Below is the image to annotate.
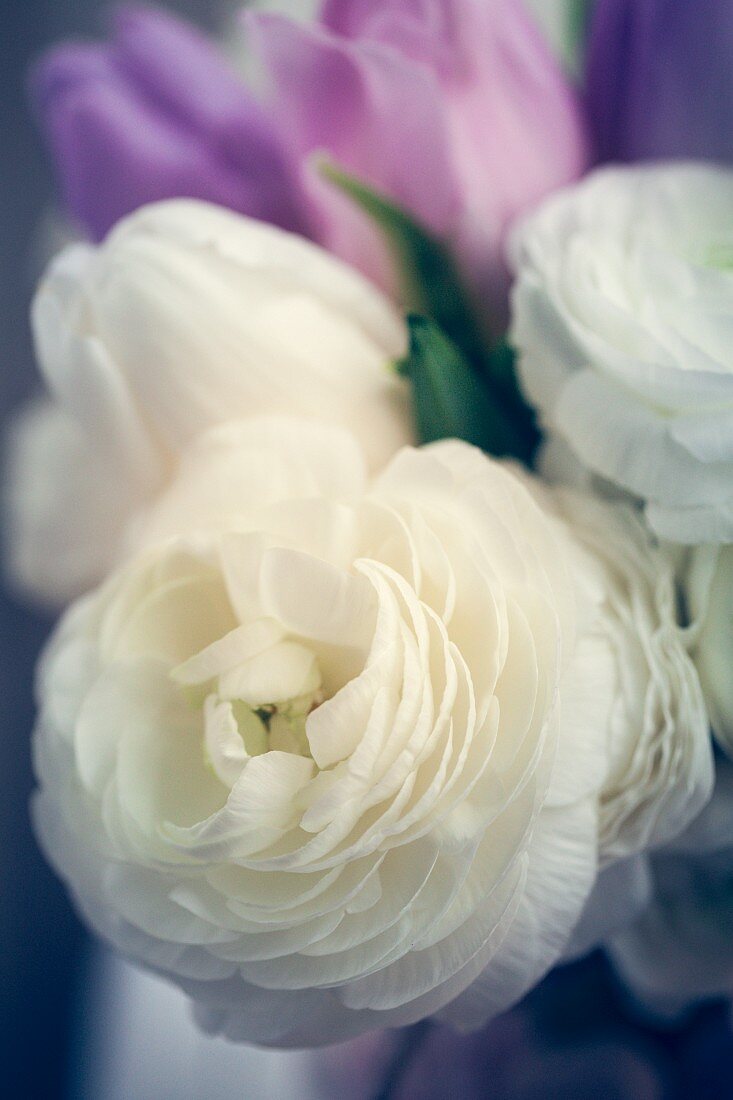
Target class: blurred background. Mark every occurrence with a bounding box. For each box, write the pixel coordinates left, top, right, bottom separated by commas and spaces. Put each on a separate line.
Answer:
2, 3, 733, 1098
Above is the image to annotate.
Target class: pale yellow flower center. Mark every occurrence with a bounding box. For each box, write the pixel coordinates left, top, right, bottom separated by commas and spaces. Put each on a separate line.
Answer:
181, 638, 324, 787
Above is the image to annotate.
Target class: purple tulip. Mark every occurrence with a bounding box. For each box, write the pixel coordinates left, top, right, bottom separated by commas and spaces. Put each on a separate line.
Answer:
31, 5, 305, 240
250, 0, 588, 305
586, 0, 733, 164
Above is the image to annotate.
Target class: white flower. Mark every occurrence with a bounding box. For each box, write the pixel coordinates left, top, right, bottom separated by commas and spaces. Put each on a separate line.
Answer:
605, 761, 733, 1023
5, 199, 409, 605
32, 420, 711, 1046
685, 544, 733, 757
510, 162, 733, 544
534, 486, 712, 862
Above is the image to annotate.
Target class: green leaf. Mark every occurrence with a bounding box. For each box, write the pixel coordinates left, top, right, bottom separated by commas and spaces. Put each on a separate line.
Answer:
320, 161, 491, 364
481, 340, 541, 457
320, 162, 540, 464
397, 316, 536, 461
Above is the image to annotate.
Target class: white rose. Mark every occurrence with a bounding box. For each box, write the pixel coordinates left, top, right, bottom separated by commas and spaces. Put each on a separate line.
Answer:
6, 199, 409, 606
685, 544, 733, 757
32, 419, 711, 1046
605, 761, 733, 1023
510, 162, 733, 544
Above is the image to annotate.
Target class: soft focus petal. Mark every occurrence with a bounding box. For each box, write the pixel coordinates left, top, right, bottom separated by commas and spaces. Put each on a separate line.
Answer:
586, 0, 733, 164
564, 855, 653, 962
250, 0, 587, 303
3, 402, 135, 606
510, 162, 733, 543
249, 9, 460, 290
31, 6, 304, 240
73, 200, 408, 465
8, 200, 409, 605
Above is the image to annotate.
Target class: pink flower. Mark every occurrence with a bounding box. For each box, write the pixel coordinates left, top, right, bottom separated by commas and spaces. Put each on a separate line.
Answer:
250, 0, 589, 309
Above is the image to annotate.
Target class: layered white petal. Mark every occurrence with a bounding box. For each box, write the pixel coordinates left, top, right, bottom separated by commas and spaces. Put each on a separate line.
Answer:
685, 544, 733, 757
550, 491, 712, 860
510, 162, 733, 544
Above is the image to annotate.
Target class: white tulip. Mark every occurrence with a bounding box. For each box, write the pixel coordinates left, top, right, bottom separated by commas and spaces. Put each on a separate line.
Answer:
32, 420, 711, 1046
6, 199, 409, 605
510, 163, 733, 544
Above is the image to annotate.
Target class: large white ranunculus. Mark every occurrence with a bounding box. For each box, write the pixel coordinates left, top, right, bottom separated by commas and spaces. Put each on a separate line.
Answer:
530, 485, 711, 863
510, 162, 733, 544
32, 419, 711, 1046
5, 199, 409, 606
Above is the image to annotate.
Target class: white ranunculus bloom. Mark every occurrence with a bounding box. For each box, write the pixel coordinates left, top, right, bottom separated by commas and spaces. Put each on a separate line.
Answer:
685, 544, 733, 757
605, 761, 733, 1023
532, 486, 711, 863
510, 162, 733, 544
32, 420, 711, 1046
5, 199, 409, 606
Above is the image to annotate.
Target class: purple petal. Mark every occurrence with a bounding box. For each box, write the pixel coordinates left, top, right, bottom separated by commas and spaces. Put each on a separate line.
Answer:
111, 5, 258, 135
37, 70, 257, 239
30, 43, 117, 111
321, 0, 411, 37
31, 7, 306, 239
587, 0, 733, 164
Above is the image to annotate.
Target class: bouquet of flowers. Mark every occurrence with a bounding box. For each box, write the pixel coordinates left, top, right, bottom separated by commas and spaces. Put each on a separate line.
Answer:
7, 0, 733, 1094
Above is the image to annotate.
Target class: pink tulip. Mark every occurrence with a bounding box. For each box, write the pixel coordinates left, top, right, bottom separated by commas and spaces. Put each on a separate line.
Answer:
250, 0, 589, 310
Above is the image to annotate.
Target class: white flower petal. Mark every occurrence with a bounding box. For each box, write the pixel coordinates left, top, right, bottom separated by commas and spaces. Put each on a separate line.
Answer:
511, 162, 733, 543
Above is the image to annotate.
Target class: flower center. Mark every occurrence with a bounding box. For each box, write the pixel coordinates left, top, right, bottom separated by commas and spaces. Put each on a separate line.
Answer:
198, 638, 323, 787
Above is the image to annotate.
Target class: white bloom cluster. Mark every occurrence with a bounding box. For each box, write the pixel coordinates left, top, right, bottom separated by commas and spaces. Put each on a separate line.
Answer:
33, 410, 709, 1044
14, 163, 733, 1044
510, 160, 733, 1022
511, 163, 733, 544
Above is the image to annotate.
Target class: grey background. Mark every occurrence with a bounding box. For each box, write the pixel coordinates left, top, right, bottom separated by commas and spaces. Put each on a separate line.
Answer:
0, 4, 237, 1095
